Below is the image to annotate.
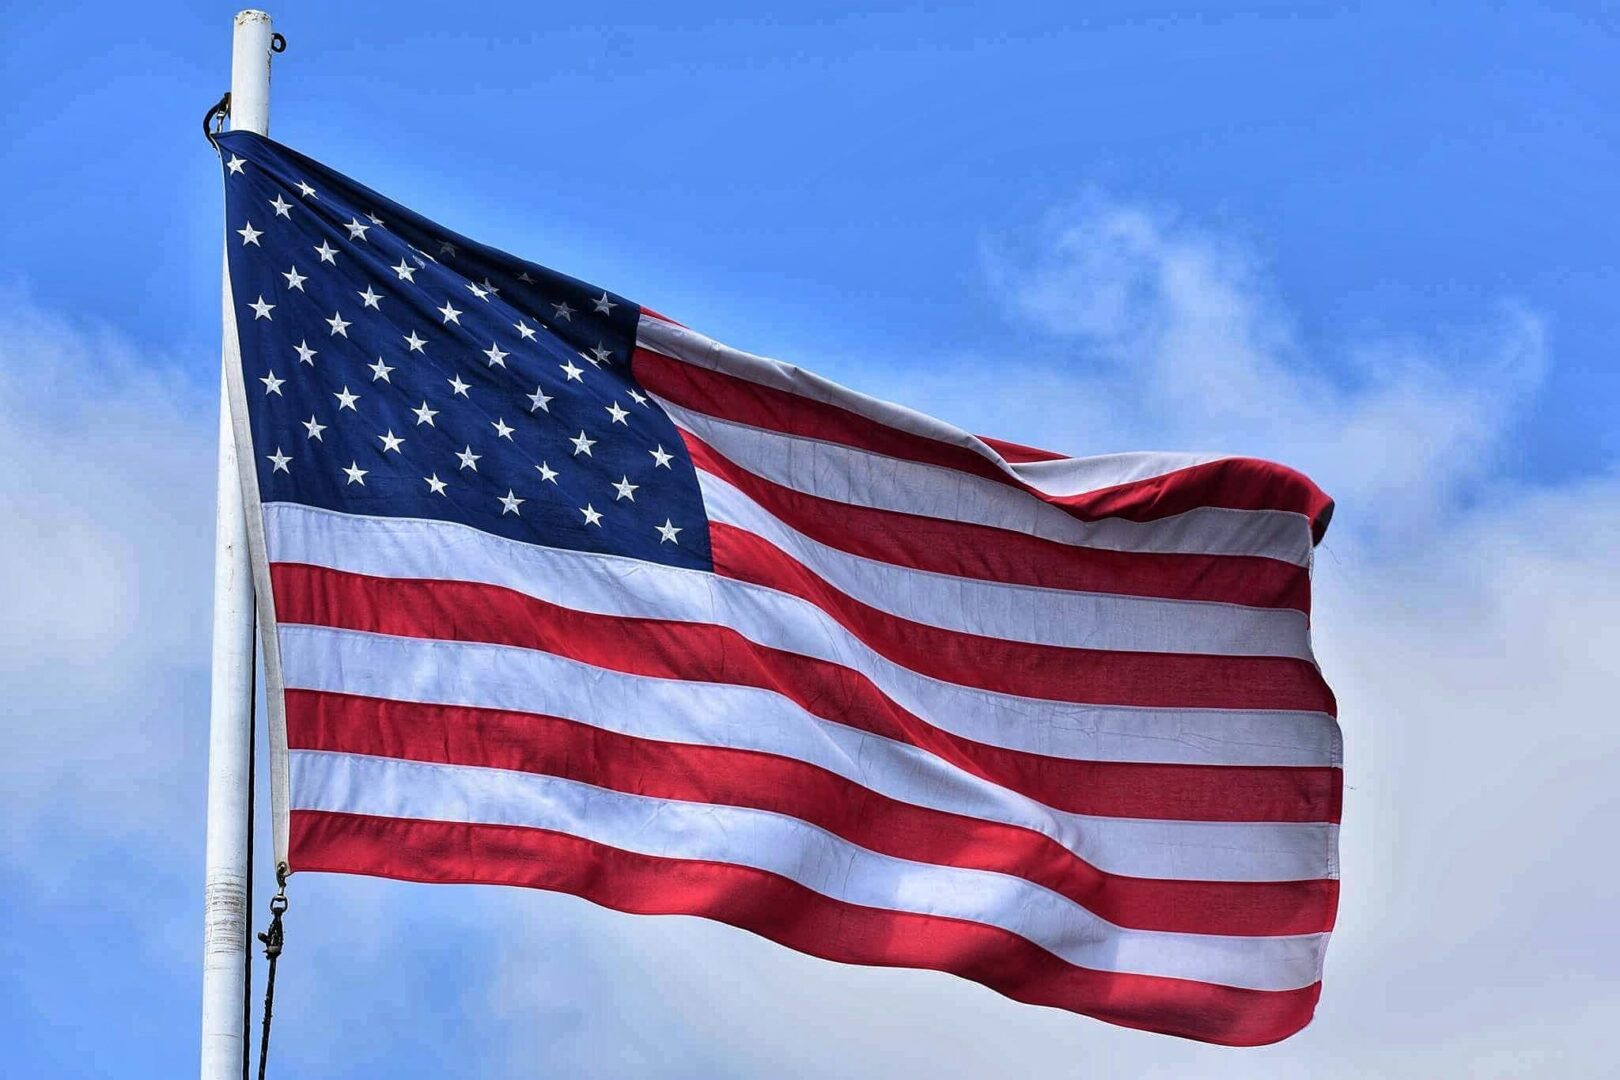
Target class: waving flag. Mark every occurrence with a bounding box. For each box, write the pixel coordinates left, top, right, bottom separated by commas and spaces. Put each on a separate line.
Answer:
217, 130, 1340, 1046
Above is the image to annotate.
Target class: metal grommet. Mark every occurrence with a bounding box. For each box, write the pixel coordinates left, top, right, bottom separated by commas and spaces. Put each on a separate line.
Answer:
270, 32, 287, 53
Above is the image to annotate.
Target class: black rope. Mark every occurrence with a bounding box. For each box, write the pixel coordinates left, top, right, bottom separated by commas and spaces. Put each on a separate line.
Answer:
255, 864, 289, 1080
243, 637, 258, 1080
203, 92, 231, 146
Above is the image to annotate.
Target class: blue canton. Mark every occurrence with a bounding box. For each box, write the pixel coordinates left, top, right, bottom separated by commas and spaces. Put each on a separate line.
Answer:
217, 131, 711, 570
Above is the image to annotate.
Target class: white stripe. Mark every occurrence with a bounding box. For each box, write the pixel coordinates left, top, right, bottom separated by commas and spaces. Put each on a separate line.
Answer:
658, 398, 1315, 567
265, 503, 1340, 769
1007, 451, 1225, 498
697, 468, 1315, 660
292, 749, 1327, 990
278, 624, 1336, 883
637, 314, 1225, 498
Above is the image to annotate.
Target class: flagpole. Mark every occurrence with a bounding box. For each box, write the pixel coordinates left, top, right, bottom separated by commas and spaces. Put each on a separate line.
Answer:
202, 11, 274, 1080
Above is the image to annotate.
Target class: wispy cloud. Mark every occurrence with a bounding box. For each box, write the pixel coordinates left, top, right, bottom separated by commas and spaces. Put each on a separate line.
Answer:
0, 292, 215, 860
0, 292, 220, 1074
967, 198, 1550, 543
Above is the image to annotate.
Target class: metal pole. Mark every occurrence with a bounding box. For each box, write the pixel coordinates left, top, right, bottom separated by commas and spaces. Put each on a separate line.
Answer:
202, 11, 273, 1080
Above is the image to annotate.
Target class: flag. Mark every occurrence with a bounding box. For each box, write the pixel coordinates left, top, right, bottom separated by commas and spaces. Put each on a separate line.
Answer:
216, 130, 1340, 1046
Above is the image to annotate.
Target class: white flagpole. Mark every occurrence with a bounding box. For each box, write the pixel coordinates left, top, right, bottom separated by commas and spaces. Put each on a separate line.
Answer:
202, 11, 274, 1080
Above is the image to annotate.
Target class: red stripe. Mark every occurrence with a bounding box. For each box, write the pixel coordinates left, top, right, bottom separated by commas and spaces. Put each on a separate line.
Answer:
272, 563, 1341, 823
639, 305, 681, 326
290, 810, 1323, 1045
979, 434, 1067, 463
684, 431, 1313, 612
635, 346, 1334, 538
709, 525, 1337, 715
288, 690, 1338, 936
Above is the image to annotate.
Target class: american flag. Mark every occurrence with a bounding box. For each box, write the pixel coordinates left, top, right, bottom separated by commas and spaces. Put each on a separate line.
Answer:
218, 130, 1340, 1046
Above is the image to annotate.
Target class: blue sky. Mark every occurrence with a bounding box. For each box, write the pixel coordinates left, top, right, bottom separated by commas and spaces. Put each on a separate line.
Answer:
3, 3, 1617, 1077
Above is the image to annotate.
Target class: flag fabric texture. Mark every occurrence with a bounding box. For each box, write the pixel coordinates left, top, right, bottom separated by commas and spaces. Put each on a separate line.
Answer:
217, 130, 1340, 1046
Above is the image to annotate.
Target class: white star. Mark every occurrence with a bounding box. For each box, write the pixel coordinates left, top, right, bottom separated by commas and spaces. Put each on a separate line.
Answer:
225, 155, 246, 175
656, 519, 682, 544
326, 311, 351, 337
282, 266, 307, 291
570, 430, 596, 456
412, 401, 438, 426
438, 301, 463, 325
491, 417, 514, 440
343, 462, 368, 485
466, 281, 489, 301
456, 446, 481, 471
314, 240, 338, 264
581, 349, 601, 369
447, 374, 471, 397
302, 415, 326, 440
579, 504, 602, 527
513, 320, 537, 341
590, 344, 613, 365
535, 461, 558, 483
392, 259, 417, 282
605, 402, 629, 425
267, 193, 293, 218
295, 179, 316, 198
612, 476, 638, 501
480, 278, 501, 298
483, 342, 508, 368
527, 386, 553, 413
367, 210, 385, 226
649, 445, 674, 468
378, 430, 405, 453
438, 240, 458, 258
403, 330, 427, 353
368, 357, 394, 382
424, 473, 448, 496
334, 386, 359, 411
593, 292, 616, 314
294, 340, 317, 365
517, 270, 535, 284
627, 388, 648, 407
559, 359, 584, 382
266, 448, 291, 473
499, 489, 524, 515
260, 370, 284, 395
344, 218, 371, 241
552, 300, 575, 321
249, 296, 275, 320
358, 285, 382, 310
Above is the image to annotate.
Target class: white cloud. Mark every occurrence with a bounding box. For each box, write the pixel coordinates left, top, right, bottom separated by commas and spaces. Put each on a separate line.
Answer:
966, 199, 1549, 546
0, 292, 216, 870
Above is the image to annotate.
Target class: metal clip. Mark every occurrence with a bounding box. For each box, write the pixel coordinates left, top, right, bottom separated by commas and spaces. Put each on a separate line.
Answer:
202, 91, 231, 146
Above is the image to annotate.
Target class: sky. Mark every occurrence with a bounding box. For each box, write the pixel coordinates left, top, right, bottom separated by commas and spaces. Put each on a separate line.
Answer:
2, 2, 1617, 1076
